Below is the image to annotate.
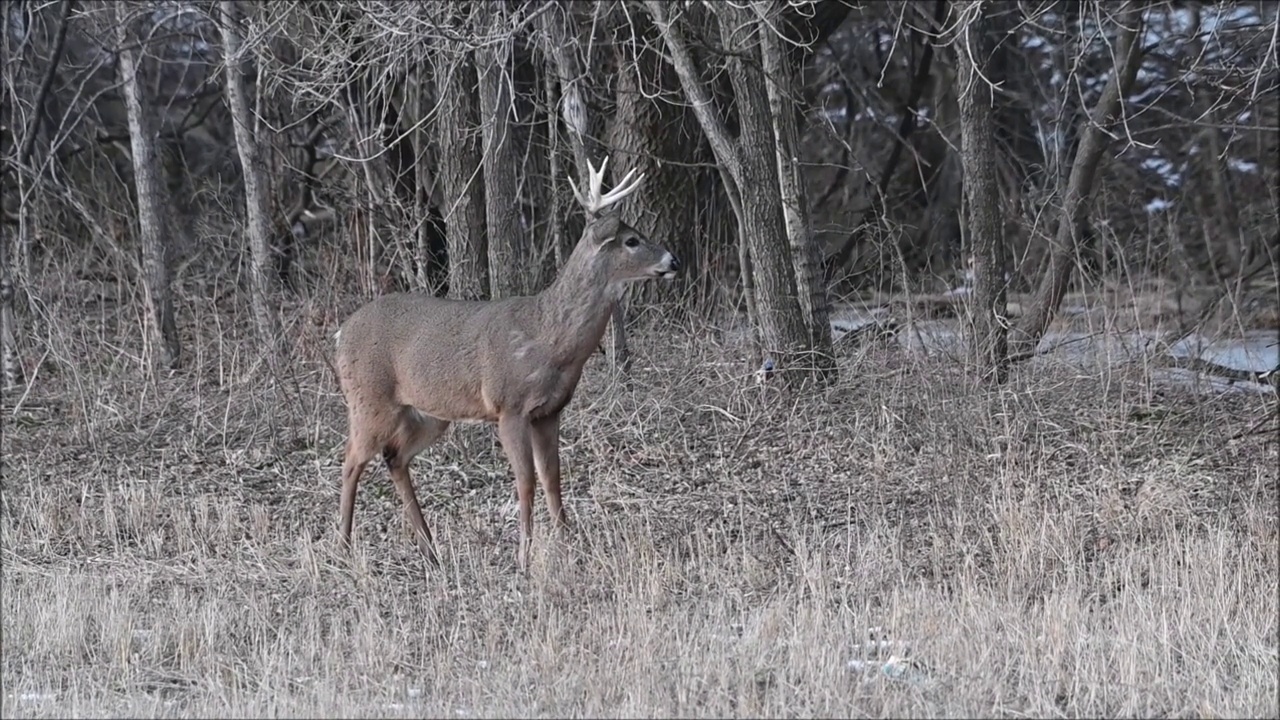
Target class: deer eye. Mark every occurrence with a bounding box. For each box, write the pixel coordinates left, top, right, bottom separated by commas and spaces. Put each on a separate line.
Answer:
623, 236, 639, 248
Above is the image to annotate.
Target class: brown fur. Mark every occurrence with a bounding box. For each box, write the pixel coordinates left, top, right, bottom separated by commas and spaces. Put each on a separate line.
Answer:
334, 161, 678, 570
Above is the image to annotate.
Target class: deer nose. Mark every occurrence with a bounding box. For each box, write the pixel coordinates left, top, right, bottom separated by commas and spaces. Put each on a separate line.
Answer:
668, 254, 681, 273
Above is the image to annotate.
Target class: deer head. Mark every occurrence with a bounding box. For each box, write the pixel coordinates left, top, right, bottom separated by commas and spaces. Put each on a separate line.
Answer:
564, 157, 679, 286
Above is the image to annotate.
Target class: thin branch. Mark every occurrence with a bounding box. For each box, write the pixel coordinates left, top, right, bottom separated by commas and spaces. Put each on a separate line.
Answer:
643, 0, 742, 183
17, 0, 74, 167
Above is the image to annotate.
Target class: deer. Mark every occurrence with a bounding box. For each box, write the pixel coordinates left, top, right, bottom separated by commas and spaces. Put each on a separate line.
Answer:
334, 156, 679, 571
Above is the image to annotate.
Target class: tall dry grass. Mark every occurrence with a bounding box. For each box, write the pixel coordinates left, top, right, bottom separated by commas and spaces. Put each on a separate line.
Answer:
2, 282, 1277, 718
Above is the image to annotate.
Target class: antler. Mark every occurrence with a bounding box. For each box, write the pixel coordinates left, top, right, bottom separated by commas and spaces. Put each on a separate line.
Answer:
568, 156, 646, 216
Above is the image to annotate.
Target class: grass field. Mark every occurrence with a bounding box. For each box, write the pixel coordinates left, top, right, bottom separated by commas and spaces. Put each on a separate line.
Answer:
2, 294, 1277, 718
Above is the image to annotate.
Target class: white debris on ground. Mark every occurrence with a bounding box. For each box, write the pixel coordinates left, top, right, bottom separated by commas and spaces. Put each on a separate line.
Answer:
847, 627, 933, 688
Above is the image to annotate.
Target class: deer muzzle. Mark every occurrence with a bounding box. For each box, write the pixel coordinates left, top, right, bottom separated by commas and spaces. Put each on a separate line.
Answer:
655, 252, 680, 279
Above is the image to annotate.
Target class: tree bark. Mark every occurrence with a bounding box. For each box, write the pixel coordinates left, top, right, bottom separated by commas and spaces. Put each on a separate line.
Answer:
219, 0, 282, 354
720, 8, 816, 376
604, 23, 695, 370
435, 14, 489, 301
477, 1, 523, 300
0, 224, 18, 391
758, 0, 835, 367
3, 0, 74, 389
404, 72, 448, 296
115, 3, 180, 370
646, 0, 835, 384
1010, 1, 1144, 355
542, 43, 569, 272
955, 1, 1009, 383
649, 0, 831, 380
606, 11, 705, 310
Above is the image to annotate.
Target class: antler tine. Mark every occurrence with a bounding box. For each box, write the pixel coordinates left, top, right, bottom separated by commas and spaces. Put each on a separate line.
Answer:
596, 166, 646, 210
569, 156, 646, 215
588, 156, 608, 206
567, 175, 589, 210
569, 157, 609, 214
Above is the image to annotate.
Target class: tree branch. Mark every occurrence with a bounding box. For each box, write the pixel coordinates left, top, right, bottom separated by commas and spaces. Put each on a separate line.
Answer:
643, 0, 741, 184
17, 0, 75, 168
824, 0, 946, 281
1011, 1, 1146, 353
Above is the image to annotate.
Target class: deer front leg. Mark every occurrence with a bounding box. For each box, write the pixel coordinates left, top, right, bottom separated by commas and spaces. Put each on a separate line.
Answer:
497, 414, 537, 571
531, 413, 569, 532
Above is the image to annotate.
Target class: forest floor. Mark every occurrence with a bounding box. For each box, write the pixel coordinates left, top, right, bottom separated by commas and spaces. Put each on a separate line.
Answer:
2, 281, 1277, 718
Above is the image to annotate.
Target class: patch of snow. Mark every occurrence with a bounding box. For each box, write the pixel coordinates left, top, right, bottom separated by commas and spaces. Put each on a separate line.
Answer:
1169, 331, 1279, 373
1129, 83, 1170, 105
1227, 158, 1258, 173
1202, 4, 1260, 33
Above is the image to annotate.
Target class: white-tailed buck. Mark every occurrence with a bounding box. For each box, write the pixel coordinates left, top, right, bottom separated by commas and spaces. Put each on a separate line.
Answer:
335, 157, 679, 570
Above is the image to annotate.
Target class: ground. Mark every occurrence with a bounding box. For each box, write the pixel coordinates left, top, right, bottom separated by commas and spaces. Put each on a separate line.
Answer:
1, 288, 1277, 718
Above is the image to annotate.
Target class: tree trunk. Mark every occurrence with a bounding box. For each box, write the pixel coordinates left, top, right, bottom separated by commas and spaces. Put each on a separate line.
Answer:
955, 1, 1009, 383
0, 224, 19, 391
542, 45, 569, 272
758, 0, 835, 368
2, 0, 75, 390
602, 31, 695, 370
1010, 1, 1143, 355
407, 72, 448, 296
606, 13, 705, 310
115, 3, 180, 370
647, 0, 830, 385
219, 0, 282, 354
435, 26, 489, 301
718, 3, 831, 386
477, 1, 523, 300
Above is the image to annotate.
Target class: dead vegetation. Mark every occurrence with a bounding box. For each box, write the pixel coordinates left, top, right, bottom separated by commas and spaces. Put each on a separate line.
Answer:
2, 287, 1276, 718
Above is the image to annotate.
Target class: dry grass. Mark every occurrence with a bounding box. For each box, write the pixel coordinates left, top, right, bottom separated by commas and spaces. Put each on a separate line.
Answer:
2, 288, 1278, 719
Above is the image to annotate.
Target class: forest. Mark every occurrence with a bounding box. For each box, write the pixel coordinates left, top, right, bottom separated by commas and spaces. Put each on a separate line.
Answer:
2, 1, 1277, 717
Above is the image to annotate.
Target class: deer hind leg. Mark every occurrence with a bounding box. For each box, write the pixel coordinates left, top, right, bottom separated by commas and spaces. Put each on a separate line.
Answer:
531, 413, 569, 532
384, 407, 450, 566
497, 414, 537, 571
340, 420, 383, 552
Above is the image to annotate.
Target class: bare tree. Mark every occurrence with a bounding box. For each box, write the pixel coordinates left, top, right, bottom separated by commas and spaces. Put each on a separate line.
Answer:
1010, 1, 1144, 355
646, 0, 834, 386
823, 0, 949, 283
477, 0, 522, 299
758, 0, 834, 357
435, 7, 489, 301
605, 9, 707, 311
0, 227, 18, 391
219, 0, 282, 353
114, 1, 180, 370
954, 1, 1009, 383
1, 0, 75, 390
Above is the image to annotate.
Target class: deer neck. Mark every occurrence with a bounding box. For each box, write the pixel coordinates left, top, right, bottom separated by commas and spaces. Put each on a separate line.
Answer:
536, 245, 619, 365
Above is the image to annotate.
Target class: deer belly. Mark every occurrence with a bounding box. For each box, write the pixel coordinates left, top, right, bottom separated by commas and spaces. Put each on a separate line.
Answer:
399, 376, 495, 423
